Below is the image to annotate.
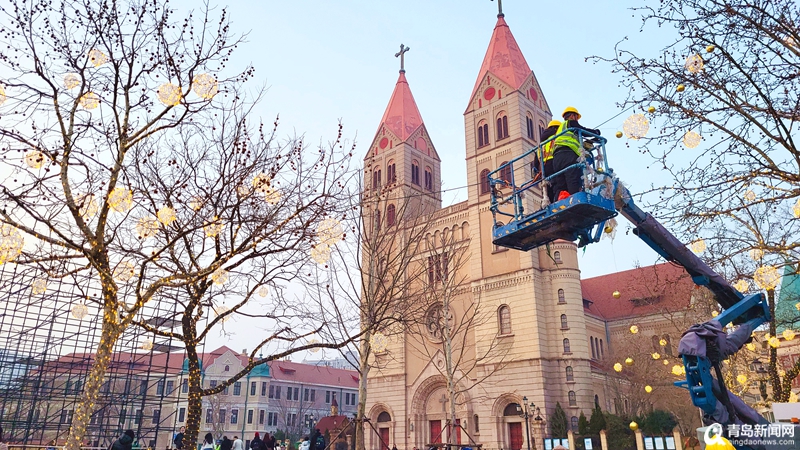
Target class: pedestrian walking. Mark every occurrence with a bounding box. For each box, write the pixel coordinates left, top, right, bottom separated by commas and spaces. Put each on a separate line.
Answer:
201, 434, 215, 450
173, 427, 185, 450
232, 436, 244, 450
221, 437, 233, 450
111, 431, 135, 450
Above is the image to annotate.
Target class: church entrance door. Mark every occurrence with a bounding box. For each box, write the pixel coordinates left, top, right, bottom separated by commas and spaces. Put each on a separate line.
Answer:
451, 419, 461, 444
379, 428, 389, 450
429, 420, 442, 444
508, 422, 523, 450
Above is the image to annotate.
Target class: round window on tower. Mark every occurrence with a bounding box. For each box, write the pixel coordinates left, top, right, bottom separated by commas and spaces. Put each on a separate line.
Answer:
379, 137, 389, 149
484, 87, 496, 101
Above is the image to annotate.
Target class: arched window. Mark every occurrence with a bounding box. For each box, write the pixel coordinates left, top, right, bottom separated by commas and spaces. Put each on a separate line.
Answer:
663, 335, 673, 356
411, 160, 420, 185
565, 366, 574, 382
599, 339, 604, 358
538, 121, 546, 141
652, 335, 660, 352
479, 169, 490, 195
387, 204, 396, 227
474, 414, 479, 433
568, 391, 577, 407
374, 209, 381, 231
590, 337, 596, 359
499, 161, 512, 185
594, 394, 600, 408
554, 251, 562, 264
558, 289, 566, 304
526, 113, 535, 139
560, 314, 568, 329
496, 113, 509, 140
387, 160, 396, 184
563, 338, 571, 354
477, 121, 489, 148
372, 168, 381, 190
503, 403, 521, 416
377, 412, 391, 422
571, 416, 579, 430
424, 167, 433, 191
224, 365, 230, 372
498, 305, 512, 335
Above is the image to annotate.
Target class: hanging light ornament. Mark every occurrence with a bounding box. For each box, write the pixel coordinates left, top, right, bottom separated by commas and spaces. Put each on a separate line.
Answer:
768, 336, 781, 348
685, 54, 705, 73
189, 197, 204, 211
672, 364, 684, 376
237, 185, 250, 197
652, 352, 661, 360
625, 357, 634, 366
258, 286, 269, 298
71, 303, 89, 320
793, 199, 800, 218
746, 342, 756, 352
204, 219, 223, 238
311, 243, 331, 265
77, 194, 99, 219
737, 374, 748, 385
647, 106, 656, 113
31, 278, 47, 295
192, 73, 219, 99
214, 305, 231, 323
629, 325, 639, 334
25, 150, 46, 169
613, 290, 621, 299
744, 190, 756, 202
136, 216, 160, 239
210, 267, 229, 285
156, 83, 182, 106
690, 239, 706, 254
141, 339, 154, 351
0, 84, 6, 106
113, 261, 136, 282
615, 131, 623, 138
88, 48, 108, 67
157, 207, 176, 226
63, 73, 80, 89
783, 329, 796, 341
613, 363, 623, 372
706, 45, 716, 53
370, 332, 389, 353
0, 224, 25, 265
622, 114, 649, 139
733, 279, 749, 293
79, 92, 100, 110
263, 186, 282, 205
308, 338, 321, 353
644, 385, 653, 393
754, 265, 781, 290
683, 131, 701, 148
750, 248, 764, 260
108, 187, 132, 212
318, 218, 344, 246
676, 84, 686, 92
629, 422, 639, 432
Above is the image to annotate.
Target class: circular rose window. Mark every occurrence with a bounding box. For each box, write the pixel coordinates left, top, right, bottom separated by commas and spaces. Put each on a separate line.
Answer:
529, 88, 538, 101
425, 304, 454, 341
483, 87, 496, 101
379, 137, 389, 149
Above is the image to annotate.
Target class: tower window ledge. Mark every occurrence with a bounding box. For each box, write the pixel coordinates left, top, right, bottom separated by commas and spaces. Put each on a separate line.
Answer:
563, 352, 573, 356
566, 380, 576, 384
561, 326, 570, 331
492, 247, 509, 254
497, 333, 514, 339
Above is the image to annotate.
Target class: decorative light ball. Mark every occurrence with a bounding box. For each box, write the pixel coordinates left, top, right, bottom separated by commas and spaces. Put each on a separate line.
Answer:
676, 84, 686, 92
311, 243, 331, 265
659, 338, 667, 347
0, 84, 6, 106
734, 279, 749, 293
0, 224, 25, 265
737, 374, 748, 385
625, 357, 634, 366
615, 131, 623, 138
204, 219, 223, 238
136, 216, 160, 239
754, 265, 781, 290
706, 45, 716, 53
211, 268, 229, 285
63, 73, 81, 89
77, 193, 99, 219
744, 190, 756, 202
769, 336, 780, 348
108, 187, 132, 213
652, 352, 661, 360
308, 338, 321, 353
622, 113, 649, 140
258, 286, 269, 298
113, 261, 136, 282
784, 330, 796, 341
612, 290, 621, 299
317, 218, 344, 246
793, 199, 800, 218
88, 48, 108, 67
790, 392, 799, 403
31, 278, 48, 295
644, 385, 653, 393
156, 83, 182, 106
79, 92, 100, 109
629, 422, 638, 431
214, 305, 231, 323
604, 225, 614, 234
685, 54, 704, 73
252, 173, 271, 192
630, 325, 639, 334
71, 303, 89, 320
613, 363, 623, 372
796, 302, 800, 311
749, 248, 764, 260
647, 106, 656, 113
263, 186, 282, 205
663, 360, 669, 366
141, 339, 154, 351
237, 185, 250, 197
189, 197, 204, 211
192, 73, 219, 99
157, 207, 177, 226
690, 239, 706, 254
671, 365, 683, 376
683, 131, 701, 148
370, 332, 389, 353
746, 342, 756, 351
25, 150, 46, 169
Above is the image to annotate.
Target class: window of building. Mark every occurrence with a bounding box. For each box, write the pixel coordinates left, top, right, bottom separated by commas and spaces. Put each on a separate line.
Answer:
210, 380, 218, 389
269, 385, 274, 398
311, 389, 316, 402
293, 387, 300, 400
387, 161, 396, 184
663, 335, 673, 356
387, 204, 396, 227
566, 366, 574, 382
275, 386, 281, 399
560, 314, 568, 329
74, 380, 82, 395
166, 380, 174, 394
496, 114, 509, 140
374, 209, 381, 231
477, 121, 489, 148
569, 391, 577, 406
233, 382, 241, 396
224, 365, 230, 372
558, 288, 566, 304
61, 409, 74, 424
499, 162, 512, 185
571, 416, 579, 431
124, 380, 132, 393
424, 167, 433, 191
287, 413, 297, 427
179, 408, 186, 423
152, 409, 160, 424
250, 382, 257, 396
261, 382, 267, 396
156, 379, 165, 396
140, 380, 147, 395
563, 338, 571, 354
498, 305, 512, 335
652, 335, 661, 352
268, 412, 278, 427
181, 379, 188, 394
377, 412, 391, 422
539, 121, 546, 142
479, 169, 490, 195
474, 414, 479, 433
230, 409, 238, 424
134, 410, 142, 425
411, 160, 420, 185
221, 410, 229, 424
554, 251, 562, 264
373, 168, 381, 190
427, 252, 449, 285
590, 337, 597, 359
526, 114, 535, 139
304, 388, 310, 402
247, 409, 254, 424
259, 409, 265, 425
119, 409, 127, 424
599, 339, 604, 358
65, 380, 72, 395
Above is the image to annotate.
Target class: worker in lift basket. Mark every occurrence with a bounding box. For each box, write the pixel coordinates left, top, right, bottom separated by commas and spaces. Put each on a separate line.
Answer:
532, 119, 561, 203
550, 107, 601, 201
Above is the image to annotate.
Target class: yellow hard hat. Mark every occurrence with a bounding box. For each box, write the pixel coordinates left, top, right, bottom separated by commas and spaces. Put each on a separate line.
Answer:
562, 106, 581, 120
705, 437, 735, 450
547, 120, 561, 127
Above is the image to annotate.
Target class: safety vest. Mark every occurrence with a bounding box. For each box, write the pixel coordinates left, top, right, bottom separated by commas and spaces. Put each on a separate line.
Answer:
552, 121, 581, 156
541, 138, 556, 162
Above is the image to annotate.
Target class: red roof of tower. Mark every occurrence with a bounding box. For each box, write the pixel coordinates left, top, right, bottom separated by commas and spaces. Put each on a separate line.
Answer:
471, 16, 532, 99
378, 72, 424, 142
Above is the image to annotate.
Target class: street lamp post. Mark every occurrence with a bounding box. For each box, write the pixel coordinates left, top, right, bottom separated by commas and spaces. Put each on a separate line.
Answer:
517, 396, 538, 450
309, 413, 316, 434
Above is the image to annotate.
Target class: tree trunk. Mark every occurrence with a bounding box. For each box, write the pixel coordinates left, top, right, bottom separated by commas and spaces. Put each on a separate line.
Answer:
183, 311, 203, 450
65, 301, 120, 450
443, 295, 456, 448
767, 289, 783, 401
355, 330, 370, 450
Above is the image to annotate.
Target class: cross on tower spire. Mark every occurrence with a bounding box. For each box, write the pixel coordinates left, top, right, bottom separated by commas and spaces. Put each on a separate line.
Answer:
491, 0, 504, 18
395, 44, 410, 73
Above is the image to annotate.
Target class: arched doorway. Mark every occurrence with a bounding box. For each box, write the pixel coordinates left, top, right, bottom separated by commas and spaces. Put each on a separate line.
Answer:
503, 403, 524, 450
376, 411, 391, 450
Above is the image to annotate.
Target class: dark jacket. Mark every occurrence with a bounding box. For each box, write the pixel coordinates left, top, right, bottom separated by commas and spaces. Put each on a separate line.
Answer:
564, 119, 600, 136
173, 433, 184, 449
221, 438, 233, 450
250, 437, 263, 450
334, 441, 347, 450
111, 435, 133, 450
